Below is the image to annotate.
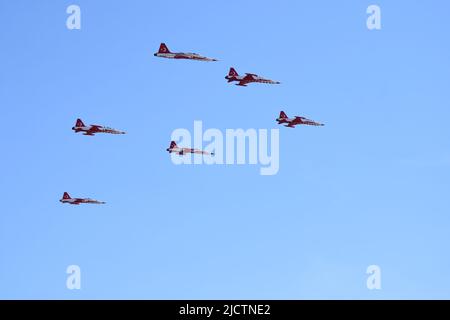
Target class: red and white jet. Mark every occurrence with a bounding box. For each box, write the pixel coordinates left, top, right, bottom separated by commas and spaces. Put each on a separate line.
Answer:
225, 67, 280, 86
154, 43, 218, 62
166, 141, 214, 156
72, 119, 126, 136
60, 192, 106, 205
276, 111, 324, 128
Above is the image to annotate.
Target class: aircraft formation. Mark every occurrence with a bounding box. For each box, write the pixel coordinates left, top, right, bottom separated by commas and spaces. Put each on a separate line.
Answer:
61, 42, 324, 205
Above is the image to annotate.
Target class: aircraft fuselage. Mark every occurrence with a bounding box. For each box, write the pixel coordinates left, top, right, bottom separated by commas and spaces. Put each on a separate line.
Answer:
72, 125, 125, 135
154, 52, 216, 61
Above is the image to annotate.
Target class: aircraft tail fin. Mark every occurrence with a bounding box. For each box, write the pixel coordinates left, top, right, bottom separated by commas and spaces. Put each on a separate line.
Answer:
158, 43, 171, 53
170, 141, 177, 149
75, 119, 85, 127
228, 67, 239, 77
279, 111, 288, 119
63, 192, 71, 199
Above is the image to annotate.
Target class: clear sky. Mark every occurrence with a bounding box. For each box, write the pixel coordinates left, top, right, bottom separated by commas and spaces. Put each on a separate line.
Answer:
1, 0, 450, 299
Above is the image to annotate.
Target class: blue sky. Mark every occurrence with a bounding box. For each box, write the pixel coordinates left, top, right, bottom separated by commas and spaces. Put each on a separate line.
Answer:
1, 0, 450, 299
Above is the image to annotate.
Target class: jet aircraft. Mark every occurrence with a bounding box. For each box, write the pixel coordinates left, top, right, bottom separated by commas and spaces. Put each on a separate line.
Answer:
166, 141, 214, 156
72, 119, 126, 136
276, 111, 324, 128
60, 192, 106, 205
225, 67, 280, 86
154, 43, 218, 62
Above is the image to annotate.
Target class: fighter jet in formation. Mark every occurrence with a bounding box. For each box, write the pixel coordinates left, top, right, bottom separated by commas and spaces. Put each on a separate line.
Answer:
225, 67, 281, 86
72, 119, 126, 136
276, 111, 324, 128
154, 43, 218, 62
166, 141, 214, 156
60, 192, 105, 205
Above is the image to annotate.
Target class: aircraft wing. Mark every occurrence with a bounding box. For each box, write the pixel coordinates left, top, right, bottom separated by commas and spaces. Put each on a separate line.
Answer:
86, 125, 104, 135
91, 125, 102, 130
176, 148, 191, 155
236, 74, 256, 86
